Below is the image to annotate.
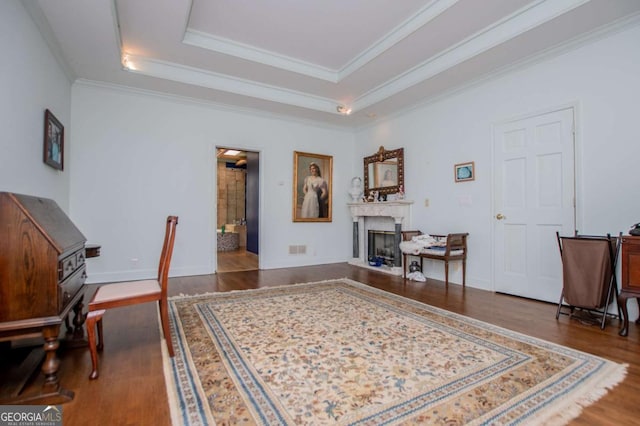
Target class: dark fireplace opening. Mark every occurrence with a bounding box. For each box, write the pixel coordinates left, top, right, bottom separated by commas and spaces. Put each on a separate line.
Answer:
368, 230, 395, 266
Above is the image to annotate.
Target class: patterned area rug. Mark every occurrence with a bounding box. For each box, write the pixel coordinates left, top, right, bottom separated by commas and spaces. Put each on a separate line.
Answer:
162, 279, 626, 425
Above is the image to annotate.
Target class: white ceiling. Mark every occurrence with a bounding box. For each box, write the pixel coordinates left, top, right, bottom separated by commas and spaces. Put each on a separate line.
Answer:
27, 0, 640, 128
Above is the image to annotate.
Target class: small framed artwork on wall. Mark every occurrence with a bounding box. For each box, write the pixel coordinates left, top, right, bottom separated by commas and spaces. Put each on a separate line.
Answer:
43, 109, 64, 170
454, 161, 474, 182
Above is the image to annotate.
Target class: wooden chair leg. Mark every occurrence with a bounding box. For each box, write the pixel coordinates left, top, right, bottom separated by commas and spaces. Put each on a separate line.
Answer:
444, 261, 449, 286
462, 259, 466, 287
403, 253, 407, 279
96, 315, 104, 351
158, 300, 174, 357
86, 309, 105, 380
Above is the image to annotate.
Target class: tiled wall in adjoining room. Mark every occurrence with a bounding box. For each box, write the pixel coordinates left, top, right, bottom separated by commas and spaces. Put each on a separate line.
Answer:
217, 162, 246, 228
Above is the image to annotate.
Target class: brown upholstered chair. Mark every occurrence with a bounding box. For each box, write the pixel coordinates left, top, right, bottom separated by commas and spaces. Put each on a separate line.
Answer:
85, 216, 178, 379
401, 231, 469, 286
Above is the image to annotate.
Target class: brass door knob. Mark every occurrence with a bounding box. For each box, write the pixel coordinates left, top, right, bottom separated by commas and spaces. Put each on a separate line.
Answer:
496, 213, 506, 220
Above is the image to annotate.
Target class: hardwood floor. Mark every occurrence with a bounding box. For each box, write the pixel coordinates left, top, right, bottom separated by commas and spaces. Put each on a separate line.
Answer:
217, 247, 259, 272
23, 264, 640, 424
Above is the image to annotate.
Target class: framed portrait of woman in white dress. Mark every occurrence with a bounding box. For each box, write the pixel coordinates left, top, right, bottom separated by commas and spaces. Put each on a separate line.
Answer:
293, 151, 333, 222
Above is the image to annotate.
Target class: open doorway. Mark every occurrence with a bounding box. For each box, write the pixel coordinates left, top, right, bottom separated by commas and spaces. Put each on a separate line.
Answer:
216, 147, 259, 272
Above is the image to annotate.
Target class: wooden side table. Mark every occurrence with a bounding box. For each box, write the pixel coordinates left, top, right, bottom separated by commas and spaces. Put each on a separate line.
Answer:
618, 235, 640, 336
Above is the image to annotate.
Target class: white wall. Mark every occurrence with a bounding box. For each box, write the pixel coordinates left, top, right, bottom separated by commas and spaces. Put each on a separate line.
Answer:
0, 1, 72, 208
356, 22, 640, 294
70, 83, 357, 282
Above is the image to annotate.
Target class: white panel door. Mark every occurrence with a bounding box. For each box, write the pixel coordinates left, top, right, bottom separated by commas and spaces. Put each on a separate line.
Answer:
493, 108, 575, 302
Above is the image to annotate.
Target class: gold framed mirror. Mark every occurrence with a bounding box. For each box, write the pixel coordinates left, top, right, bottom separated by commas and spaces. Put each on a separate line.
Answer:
363, 146, 404, 197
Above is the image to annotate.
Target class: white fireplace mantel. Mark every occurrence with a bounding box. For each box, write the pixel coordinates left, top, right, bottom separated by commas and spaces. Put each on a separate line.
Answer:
347, 200, 413, 275
347, 200, 413, 224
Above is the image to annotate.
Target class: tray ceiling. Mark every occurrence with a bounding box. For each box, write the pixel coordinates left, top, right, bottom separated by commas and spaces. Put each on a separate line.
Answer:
27, 0, 640, 127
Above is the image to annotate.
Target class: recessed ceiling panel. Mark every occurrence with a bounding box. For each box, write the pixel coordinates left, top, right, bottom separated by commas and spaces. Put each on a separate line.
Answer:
187, 0, 432, 70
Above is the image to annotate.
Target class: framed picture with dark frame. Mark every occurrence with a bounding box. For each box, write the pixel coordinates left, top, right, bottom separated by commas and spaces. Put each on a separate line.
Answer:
292, 151, 333, 222
43, 109, 64, 170
454, 161, 475, 182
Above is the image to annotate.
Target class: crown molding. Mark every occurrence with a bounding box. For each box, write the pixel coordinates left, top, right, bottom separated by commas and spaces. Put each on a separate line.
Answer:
123, 54, 340, 114
73, 79, 356, 131
183, 30, 339, 82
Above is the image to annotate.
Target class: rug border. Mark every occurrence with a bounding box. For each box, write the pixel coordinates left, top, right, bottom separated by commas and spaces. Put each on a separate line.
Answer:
161, 300, 218, 426
161, 335, 182, 426
162, 277, 628, 426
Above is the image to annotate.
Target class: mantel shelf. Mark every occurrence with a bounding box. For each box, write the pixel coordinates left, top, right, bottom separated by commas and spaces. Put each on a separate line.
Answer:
347, 200, 414, 205
347, 200, 413, 222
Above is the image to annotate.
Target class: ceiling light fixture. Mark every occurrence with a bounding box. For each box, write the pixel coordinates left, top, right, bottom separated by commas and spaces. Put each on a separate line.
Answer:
224, 149, 241, 156
336, 105, 352, 115
122, 55, 135, 71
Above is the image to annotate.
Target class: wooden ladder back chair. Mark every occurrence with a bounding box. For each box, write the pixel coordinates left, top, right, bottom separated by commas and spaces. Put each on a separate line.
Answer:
85, 215, 178, 379
401, 231, 469, 287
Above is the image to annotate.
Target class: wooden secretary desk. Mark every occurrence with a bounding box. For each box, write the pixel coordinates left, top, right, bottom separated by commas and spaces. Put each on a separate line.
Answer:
618, 235, 640, 336
0, 192, 88, 404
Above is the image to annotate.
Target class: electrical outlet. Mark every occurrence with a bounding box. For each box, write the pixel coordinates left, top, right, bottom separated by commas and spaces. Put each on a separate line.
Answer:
424, 198, 429, 207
